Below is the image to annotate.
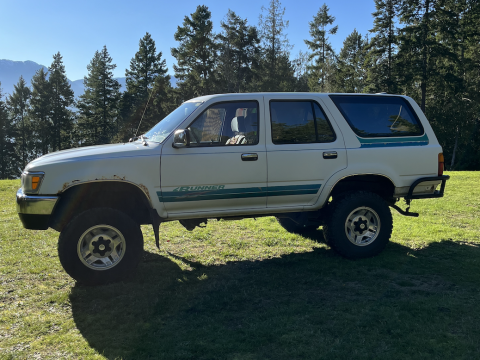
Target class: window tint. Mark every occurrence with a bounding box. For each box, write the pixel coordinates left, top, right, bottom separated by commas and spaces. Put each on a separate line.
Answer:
314, 102, 336, 142
188, 101, 259, 146
270, 101, 335, 144
330, 95, 423, 138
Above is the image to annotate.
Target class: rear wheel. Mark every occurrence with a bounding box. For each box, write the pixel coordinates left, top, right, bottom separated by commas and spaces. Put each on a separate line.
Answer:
58, 208, 143, 285
323, 191, 392, 259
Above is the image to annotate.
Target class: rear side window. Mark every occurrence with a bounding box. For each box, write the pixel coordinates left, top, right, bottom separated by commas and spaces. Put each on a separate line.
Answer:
270, 100, 336, 144
330, 95, 423, 138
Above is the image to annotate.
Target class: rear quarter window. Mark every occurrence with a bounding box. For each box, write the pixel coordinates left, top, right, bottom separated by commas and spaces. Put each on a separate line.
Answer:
330, 95, 424, 138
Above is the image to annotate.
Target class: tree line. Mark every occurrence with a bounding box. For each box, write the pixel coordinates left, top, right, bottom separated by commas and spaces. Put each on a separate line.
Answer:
1, 0, 479, 178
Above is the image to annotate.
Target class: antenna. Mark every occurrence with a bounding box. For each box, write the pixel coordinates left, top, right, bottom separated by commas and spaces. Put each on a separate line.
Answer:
134, 87, 156, 138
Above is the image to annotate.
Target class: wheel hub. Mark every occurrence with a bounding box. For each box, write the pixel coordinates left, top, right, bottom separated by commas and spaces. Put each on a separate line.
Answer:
352, 217, 369, 235
91, 235, 113, 257
77, 225, 126, 270
345, 207, 381, 246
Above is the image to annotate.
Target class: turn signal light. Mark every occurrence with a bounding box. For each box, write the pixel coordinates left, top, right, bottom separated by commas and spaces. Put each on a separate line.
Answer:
32, 176, 40, 190
438, 153, 444, 176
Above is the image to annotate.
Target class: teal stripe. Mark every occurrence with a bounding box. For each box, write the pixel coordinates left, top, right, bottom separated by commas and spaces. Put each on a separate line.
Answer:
157, 184, 321, 203
357, 133, 429, 148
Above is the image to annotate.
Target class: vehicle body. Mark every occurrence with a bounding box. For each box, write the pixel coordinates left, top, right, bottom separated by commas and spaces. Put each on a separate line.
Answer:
16, 92, 449, 284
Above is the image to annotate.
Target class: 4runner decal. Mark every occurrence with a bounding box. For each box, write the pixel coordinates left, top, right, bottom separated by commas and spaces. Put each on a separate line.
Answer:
157, 184, 321, 203
173, 185, 225, 192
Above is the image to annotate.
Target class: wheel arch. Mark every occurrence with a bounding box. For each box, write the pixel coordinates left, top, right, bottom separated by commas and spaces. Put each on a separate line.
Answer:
50, 181, 153, 232
328, 174, 396, 201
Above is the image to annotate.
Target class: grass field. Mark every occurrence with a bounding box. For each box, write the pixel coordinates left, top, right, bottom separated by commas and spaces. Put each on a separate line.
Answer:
1, 171, 479, 359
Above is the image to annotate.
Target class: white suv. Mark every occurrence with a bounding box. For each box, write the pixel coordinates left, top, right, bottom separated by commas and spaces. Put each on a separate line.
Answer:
16, 93, 449, 284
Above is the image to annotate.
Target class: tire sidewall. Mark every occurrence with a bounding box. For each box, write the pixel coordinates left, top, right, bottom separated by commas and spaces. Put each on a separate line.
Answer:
58, 208, 143, 285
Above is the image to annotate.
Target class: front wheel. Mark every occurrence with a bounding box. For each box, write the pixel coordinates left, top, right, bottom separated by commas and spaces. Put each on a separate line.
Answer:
58, 208, 144, 285
323, 191, 392, 259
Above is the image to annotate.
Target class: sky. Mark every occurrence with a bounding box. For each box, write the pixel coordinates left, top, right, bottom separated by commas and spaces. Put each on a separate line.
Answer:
1, 0, 377, 81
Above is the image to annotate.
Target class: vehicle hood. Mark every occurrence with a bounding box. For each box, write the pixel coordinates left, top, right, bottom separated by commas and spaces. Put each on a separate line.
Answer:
25, 142, 162, 170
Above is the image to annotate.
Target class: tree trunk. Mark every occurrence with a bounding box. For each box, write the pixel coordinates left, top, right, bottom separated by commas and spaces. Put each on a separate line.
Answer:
450, 132, 458, 169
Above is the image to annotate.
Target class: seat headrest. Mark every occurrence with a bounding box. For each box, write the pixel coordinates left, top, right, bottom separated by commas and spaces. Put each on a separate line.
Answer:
231, 116, 244, 133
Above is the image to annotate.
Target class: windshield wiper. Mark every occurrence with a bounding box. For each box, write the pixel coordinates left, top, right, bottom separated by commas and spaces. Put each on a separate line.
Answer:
129, 135, 149, 146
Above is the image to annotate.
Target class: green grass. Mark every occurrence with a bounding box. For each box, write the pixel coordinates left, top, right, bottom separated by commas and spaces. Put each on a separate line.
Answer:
1, 171, 480, 359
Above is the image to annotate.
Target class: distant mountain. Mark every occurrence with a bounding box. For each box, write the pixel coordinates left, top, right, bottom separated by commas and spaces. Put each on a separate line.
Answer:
0, 60, 47, 96
0, 59, 176, 99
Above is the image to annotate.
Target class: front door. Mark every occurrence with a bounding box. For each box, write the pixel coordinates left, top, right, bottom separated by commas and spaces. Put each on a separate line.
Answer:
160, 97, 267, 217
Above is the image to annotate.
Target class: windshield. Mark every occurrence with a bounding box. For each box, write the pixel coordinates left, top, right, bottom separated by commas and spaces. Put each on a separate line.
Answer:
144, 101, 203, 143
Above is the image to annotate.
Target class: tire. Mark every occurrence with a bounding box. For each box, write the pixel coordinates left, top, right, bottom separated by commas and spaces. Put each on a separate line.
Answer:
276, 217, 321, 234
58, 208, 144, 285
323, 191, 392, 259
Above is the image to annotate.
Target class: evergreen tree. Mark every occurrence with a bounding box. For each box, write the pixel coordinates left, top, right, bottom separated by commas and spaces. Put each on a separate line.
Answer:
217, 10, 260, 93
336, 30, 368, 93
7, 76, 32, 170
120, 33, 171, 138
292, 50, 311, 91
0, 83, 18, 179
420, 0, 480, 169
397, 0, 441, 111
49, 52, 75, 151
29, 67, 52, 156
77, 46, 121, 145
304, 4, 338, 92
257, 0, 295, 91
365, 0, 399, 93
172, 5, 217, 98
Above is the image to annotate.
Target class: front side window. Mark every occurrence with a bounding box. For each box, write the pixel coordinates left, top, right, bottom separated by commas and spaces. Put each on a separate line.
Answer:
270, 101, 336, 144
330, 95, 424, 138
188, 101, 259, 146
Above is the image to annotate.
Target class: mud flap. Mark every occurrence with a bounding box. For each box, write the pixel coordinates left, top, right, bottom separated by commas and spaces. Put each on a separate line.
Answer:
149, 208, 163, 248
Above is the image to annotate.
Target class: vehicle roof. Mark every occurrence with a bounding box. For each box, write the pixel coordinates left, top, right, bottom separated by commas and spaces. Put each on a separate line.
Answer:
186, 92, 407, 103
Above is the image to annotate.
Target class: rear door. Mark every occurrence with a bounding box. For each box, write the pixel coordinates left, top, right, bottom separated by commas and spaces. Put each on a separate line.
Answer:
160, 96, 267, 217
264, 94, 347, 208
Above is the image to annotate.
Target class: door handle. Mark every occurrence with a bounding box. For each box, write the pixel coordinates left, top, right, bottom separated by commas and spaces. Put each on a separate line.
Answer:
323, 151, 337, 159
241, 153, 258, 161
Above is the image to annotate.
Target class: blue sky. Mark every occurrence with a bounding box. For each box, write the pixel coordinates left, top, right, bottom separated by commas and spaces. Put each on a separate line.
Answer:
1, 0, 376, 81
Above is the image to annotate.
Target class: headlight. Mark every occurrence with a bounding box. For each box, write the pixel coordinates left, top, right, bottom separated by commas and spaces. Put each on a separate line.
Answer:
21, 171, 45, 194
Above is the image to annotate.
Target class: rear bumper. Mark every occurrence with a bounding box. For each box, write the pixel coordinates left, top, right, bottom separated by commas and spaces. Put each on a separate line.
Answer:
405, 175, 450, 200
16, 188, 59, 230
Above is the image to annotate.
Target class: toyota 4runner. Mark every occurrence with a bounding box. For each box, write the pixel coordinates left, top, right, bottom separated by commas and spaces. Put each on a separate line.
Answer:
16, 93, 450, 284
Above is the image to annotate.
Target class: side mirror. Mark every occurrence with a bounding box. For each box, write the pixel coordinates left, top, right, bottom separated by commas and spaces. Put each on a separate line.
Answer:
172, 129, 190, 148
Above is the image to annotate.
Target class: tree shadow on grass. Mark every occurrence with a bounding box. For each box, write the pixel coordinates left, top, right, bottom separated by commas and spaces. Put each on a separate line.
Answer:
70, 239, 480, 360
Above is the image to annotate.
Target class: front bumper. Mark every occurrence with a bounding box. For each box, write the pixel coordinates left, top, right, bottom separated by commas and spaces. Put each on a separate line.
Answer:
16, 188, 59, 230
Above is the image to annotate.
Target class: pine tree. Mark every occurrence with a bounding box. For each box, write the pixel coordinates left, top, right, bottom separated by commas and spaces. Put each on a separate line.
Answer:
49, 52, 75, 151
7, 76, 32, 170
78, 46, 121, 145
365, 0, 399, 93
257, 0, 295, 91
397, 0, 441, 111
120, 33, 170, 138
420, 0, 480, 169
292, 50, 312, 91
0, 82, 18, 179
172, 5, 217, 98
217, 10, 260, 93
29, 67, 52, 156
336, 30, 368, 93
304, 3, 338, 92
